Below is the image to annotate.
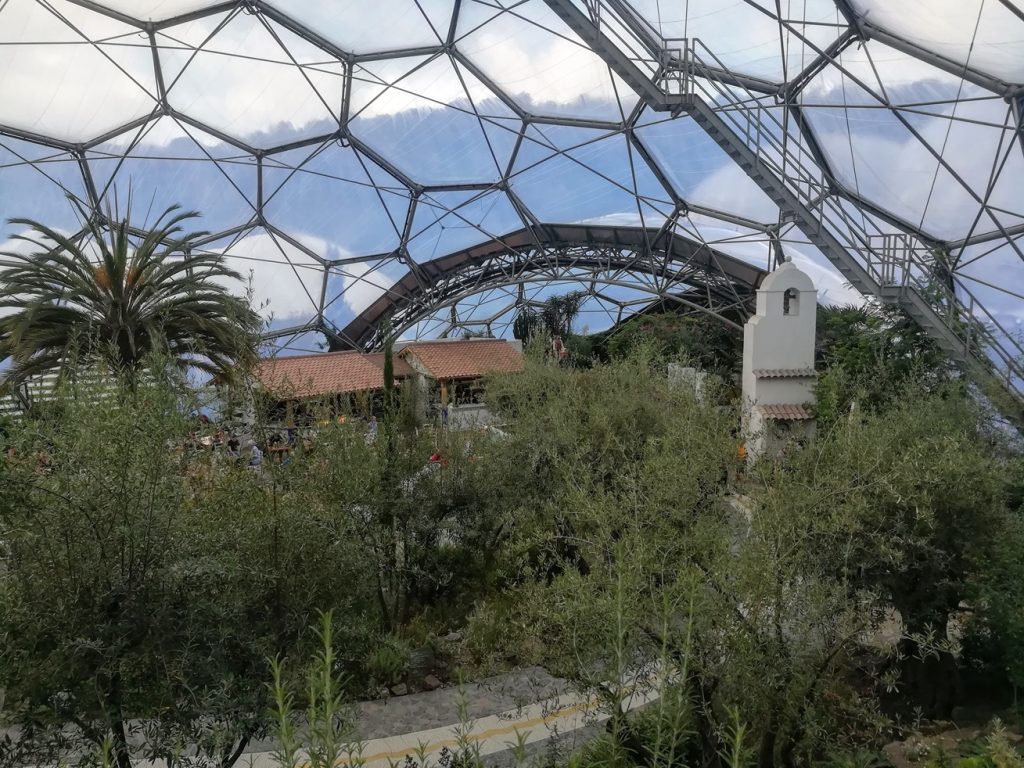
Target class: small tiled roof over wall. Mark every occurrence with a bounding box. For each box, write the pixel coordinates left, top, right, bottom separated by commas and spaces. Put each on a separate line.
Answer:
399, 339, 523, 381
752, 368, 817, 378
756, 404, 815, 421
253, 351, 413, 400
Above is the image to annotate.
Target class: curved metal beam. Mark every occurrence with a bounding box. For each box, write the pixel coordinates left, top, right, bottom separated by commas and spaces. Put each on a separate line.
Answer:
332, 223, 766, 350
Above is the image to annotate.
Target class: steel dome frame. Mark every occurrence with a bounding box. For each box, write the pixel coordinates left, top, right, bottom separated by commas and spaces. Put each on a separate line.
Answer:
0, 0, 1021, 400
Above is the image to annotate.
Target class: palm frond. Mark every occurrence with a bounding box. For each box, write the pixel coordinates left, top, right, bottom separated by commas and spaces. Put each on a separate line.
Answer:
0, 199, 260, 390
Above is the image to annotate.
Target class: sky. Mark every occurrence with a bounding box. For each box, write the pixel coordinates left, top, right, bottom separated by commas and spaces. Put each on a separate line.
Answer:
0, 0, 1021, 360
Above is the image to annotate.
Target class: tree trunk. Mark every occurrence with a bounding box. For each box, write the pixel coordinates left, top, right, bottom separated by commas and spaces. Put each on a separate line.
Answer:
897, 634, 960, 717
756, 716, 778, 768
107, 673, 133, 768
375, 566, 392, 633
895, 604, 961, 718
220, 730, 253, 768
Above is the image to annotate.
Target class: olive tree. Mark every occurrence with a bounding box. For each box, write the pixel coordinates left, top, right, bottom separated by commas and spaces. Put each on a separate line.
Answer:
470, 356, 1015, 766
0, 371, 358, 768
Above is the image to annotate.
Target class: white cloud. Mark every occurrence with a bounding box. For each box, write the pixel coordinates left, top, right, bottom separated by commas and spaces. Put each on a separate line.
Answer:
350, 55, 504, 121
572, 211, 668, 227
691, 163, 779, 223
0, 1, 157, 142
265, 0, 451, 56
210, 229, 400, 321
213, 231, 326, 322
809, 100, 1022, 241
336, 260, 398, 316
459, 32, 620, 109
848, 0, 1024, 84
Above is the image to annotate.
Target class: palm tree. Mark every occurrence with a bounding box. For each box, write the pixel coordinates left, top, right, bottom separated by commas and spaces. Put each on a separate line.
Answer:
0, 201, 261, 390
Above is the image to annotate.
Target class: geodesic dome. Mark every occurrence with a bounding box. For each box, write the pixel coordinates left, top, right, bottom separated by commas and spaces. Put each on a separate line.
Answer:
0, 1, 1022, 396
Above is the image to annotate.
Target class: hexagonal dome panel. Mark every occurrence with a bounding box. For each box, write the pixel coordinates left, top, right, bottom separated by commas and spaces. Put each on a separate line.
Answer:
510, 125, 672, 225
0, 0, 1020, 402
86, 116, 258, 235
0, 137, 89, 242
199, 225, 327, 324
266, 0, 452, 54
349, 54, 519, 184
406, 189, 525, 262
157, 9, 343, 148
0, 0, 157, 142
262, 139, 410, 257
455, 1, 640, 122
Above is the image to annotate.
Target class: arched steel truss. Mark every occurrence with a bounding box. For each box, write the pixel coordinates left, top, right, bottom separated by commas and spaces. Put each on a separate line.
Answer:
311, 224, 766, 349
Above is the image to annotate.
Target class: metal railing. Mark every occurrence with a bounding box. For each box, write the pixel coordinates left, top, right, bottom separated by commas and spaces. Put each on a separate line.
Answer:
675, 36, 1022, 393
552, 0, 1021, 396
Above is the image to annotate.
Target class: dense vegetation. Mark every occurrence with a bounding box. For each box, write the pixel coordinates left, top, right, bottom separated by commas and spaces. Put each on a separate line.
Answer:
1, 301, 1022, 768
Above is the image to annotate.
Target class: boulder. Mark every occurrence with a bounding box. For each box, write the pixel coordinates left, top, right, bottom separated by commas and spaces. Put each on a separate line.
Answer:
423, 674, 443, 691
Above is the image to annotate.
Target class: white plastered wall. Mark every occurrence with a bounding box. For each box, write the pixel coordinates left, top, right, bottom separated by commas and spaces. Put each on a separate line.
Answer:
741, 260, 818, 461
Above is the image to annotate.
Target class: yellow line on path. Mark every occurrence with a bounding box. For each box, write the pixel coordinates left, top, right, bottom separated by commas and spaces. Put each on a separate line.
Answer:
320, 697, 598, 767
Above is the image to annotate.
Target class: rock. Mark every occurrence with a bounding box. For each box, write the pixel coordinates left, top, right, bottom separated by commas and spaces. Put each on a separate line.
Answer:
423, 674, 443, 691
442, 631, 462, 643
881, 741, 905, 768
409, 647, 438, 678
390, 683, 408, 696
920, 720, 954, 735
951, 706, 969, 723
376, 686, 390, 700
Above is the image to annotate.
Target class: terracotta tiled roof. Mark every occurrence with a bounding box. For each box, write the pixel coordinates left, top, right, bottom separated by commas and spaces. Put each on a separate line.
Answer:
753, 368, 817, 378
253, 351, 413, 400
400, 339, 523, 380
756, 403, 814, 420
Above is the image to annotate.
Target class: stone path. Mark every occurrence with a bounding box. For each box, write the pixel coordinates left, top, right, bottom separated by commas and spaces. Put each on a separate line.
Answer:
236, 668, 658, 768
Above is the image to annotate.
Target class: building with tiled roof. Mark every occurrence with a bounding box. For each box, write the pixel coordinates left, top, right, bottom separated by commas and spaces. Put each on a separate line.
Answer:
253, 351, 413, 401
399, 339, 523, 381
398, 338, 523, 426
244, 340, 522, 427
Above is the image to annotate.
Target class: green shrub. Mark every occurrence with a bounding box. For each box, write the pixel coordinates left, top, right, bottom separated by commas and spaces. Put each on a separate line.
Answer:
367, 640, 410, 687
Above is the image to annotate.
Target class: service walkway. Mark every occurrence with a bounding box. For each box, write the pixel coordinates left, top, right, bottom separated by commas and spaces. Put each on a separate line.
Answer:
236, 668, 658, 768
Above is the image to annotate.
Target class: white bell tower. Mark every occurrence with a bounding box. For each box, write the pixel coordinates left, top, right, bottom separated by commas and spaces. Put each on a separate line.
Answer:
741, 259, 818, 462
